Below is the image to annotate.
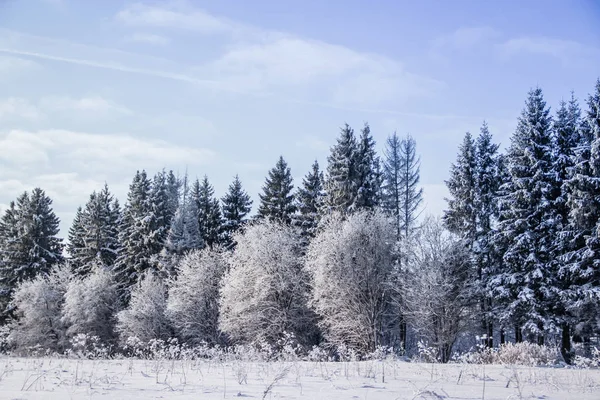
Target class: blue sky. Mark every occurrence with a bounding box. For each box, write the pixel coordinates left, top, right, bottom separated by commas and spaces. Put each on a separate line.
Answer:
0, 0, 599, 236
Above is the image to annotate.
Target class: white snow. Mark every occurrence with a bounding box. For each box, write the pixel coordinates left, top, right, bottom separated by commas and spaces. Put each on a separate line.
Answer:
0, 357, 598, 399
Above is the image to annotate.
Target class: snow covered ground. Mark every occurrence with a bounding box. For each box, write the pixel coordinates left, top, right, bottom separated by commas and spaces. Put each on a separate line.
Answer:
0, 357, 598, 399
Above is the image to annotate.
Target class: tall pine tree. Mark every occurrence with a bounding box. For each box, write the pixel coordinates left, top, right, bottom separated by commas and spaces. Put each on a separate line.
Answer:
563, 79, 600, 355
221, 175, 253, 249
0, 188, 63, 319
67, 184, 120, 275
293, 160, 325, 239
323, 124, 358, 215
192, 176, 223, 249
257, 156, 296, 224
353, 123, 381, 211
493, 87, 559, 343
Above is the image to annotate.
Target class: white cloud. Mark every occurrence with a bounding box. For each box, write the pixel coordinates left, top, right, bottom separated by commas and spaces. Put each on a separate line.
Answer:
432, 26, 500, 51
0, 98, 40, 120
497, 36, 599, 64
116, 2, 236, 35
0, 55, 38, 76
126, 33, 170, 46
205, 37, 442, 107
0, 129, 217, 171
40, 96, 132, 115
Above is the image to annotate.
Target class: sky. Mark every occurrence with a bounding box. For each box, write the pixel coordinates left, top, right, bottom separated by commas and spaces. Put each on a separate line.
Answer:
0, 0, 599, 236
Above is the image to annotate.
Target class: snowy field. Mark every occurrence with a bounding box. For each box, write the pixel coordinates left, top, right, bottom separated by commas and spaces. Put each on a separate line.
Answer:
0, 357, 598, 399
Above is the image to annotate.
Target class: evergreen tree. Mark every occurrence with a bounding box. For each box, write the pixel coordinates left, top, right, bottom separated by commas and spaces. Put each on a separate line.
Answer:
165, 174, 202, 260
563, 79, 600, 355
473, 122, 501, 347
293, 160, 325, 239
114, 170, 153, 298
323, 124, 358, 214
257, 156, 296, 224
166, 169, 181, 221
221, 175, 253, 249
192, 176, 223, 249
353, 123, 381, 211
0, 188, 63, 319
493, 87, 559, 343
67, 184, 120, 275
444, 132, 477, 242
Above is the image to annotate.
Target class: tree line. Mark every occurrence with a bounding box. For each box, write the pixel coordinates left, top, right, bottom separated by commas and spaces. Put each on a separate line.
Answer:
0, 79, 598, 363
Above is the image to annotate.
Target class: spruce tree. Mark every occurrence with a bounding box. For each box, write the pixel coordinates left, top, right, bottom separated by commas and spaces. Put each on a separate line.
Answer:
494, 87, 558, 343
444, 132, 477, 242
0, 188, 63, 318
165, 174, 202, 259
353, 123, 381, 211
257, 156, 296, 224
563, 79, 600, 354
114, 170, 153, 298
473, 122, 501, 347
221, 175, 253, 249
323, 124, 358, 214
192, 176, 223, 249
397, 134, 423, 240
67, 184, 120, 275
293, 160, 325, 239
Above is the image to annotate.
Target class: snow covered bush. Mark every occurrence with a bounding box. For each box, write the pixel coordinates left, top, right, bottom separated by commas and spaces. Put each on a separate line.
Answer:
116, 272, 171, 344
400, 217, 473, 363
8, 264, 73, 353
62, 266, 120, 347
167, 248, 226, 345
456, 342, 559, 366
219, 220, 317, 346
307, 210, 396, 354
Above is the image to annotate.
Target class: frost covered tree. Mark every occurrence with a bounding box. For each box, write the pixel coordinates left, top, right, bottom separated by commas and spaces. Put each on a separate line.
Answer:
293, 160, 325, 239
563, 79, 600, 356
167, 248, 227, 345
473, 122, 501, 347
62, 266, 120, 345
67, 184, 120, 275
257, 156, 296, 224
116, 272, 171, 344
221, 175, 253, 249
148, 170, 173, 257
163, 174, 202, 270
444, 132, 477, 242
192, 176, 223, 249
400, 218, 473, 363
166, 169, 181, 221
114, 170, 153, 298
323, 124, 358, 214
0, 188, 63, 319
493, 87, 559, 343
307, 210, 396, 354
8, 265, 73, 352
219, 221, 316, 345
353, 123, 381, 210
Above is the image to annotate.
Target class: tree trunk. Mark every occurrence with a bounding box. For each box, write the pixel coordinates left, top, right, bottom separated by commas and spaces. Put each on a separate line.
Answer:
515, 325, 523, 343
500, 328, 505, 345
560, 324, 572, 365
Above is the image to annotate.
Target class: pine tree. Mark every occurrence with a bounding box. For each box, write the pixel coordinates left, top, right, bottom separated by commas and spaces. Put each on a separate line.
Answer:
293, 160, 325, 239
114, 170, 153, 298
353, 123, 381, 211
444, 132, 477, 242
192, 176, 223, 249
0, 188, 63, 319
67, 184, 120, 275
323, 124, 358, 214
221, 175, 253, 249
563, 79, 600, 355
165, 174, 202, 261
166, 170, 181, 221
474, 122, 501, 348
257, 156, 296, 224
493, 87, 559, 343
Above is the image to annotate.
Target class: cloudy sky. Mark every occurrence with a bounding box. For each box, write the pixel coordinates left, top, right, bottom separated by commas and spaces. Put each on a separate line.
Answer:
0, 0, 599, 236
